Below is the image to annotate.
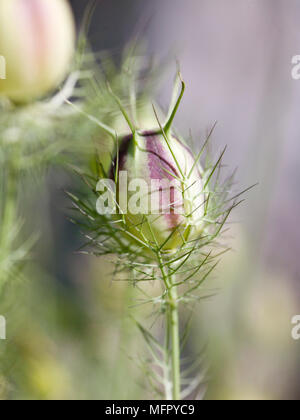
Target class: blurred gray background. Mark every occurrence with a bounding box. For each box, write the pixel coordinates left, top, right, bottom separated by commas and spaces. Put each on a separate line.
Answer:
59, 0, 300, 399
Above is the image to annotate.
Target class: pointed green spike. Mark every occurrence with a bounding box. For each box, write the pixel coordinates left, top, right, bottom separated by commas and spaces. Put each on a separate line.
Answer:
64, 98, 117, 140
106, 82, 136, 134
164, 72, 185, 134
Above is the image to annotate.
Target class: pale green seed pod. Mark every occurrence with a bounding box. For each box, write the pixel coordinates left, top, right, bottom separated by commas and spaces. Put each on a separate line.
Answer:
0, 0, 75, 102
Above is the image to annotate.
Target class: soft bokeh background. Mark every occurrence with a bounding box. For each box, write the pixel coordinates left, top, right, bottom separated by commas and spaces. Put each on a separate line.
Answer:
1, 0, 300, 400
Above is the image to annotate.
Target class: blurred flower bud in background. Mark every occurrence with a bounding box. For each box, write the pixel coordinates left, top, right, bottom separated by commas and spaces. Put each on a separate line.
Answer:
0, 0, 75, 103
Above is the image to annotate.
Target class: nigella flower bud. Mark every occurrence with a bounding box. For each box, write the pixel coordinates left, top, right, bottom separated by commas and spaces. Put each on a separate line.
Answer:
0, 0, 75, 102
112, 129, 205, 252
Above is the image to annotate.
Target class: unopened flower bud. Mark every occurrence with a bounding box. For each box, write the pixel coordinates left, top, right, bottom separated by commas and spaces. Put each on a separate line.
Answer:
112, 130, 205, 252
0, 0, 75, 102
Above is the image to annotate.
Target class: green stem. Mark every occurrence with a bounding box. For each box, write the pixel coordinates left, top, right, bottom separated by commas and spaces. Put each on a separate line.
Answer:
2, 169, 17, 238
0, 161, 18, 289
163, 307, 171, 400
168, 282, 181, 400
158, 255, 181, 400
